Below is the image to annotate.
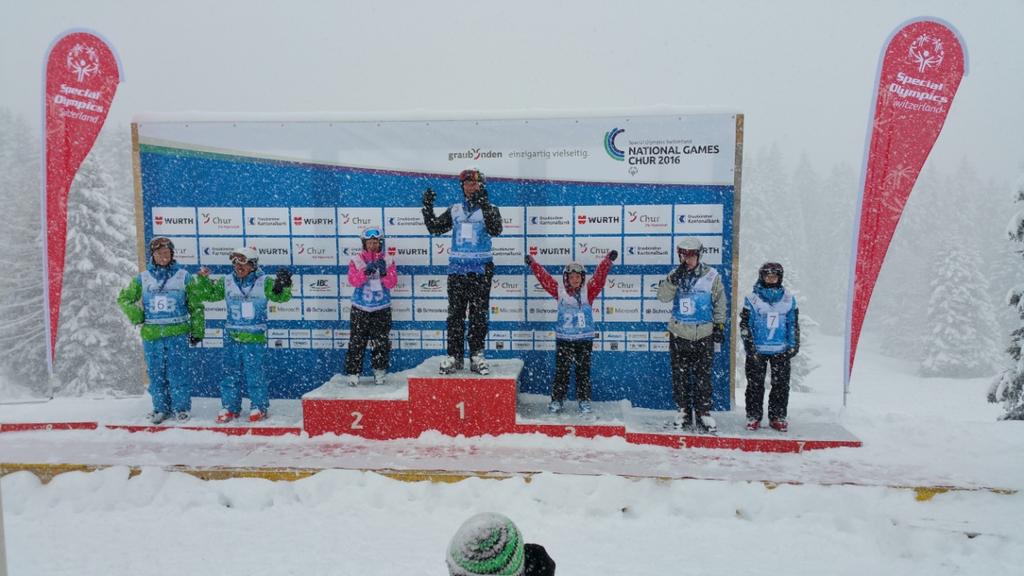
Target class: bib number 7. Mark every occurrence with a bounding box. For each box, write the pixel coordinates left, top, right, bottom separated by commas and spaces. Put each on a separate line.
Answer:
766, 312, 780, 339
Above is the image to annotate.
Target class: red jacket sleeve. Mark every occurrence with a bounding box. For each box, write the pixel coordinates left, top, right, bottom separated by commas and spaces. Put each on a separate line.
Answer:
347, 259, 367, 288
586, 256, 613, 304
381, 260, 398, 290
529, 259, 560, 298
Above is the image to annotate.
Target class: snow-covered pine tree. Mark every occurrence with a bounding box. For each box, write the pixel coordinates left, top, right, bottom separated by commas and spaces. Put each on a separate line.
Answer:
53, 141, 143, 396
988, 175, 1024, 419
739, 144, 795, 280
0, 109, 48, 397
919, 237, 1000, 377
737, 146, 819, 390
875, 166, 944, 361
805, 162, 856, 335
785, 286, 819, 392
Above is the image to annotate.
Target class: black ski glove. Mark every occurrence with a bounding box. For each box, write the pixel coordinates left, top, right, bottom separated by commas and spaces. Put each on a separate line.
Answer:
422, 187, 436, 210
369, 260, 387, 275
524, 543, 556, 576
712, 323, 724, 343
473, 184, 490, 206
607, 250, 618, 262
669, 265, 688, 285
188, 334, 203, 347
787, 346, 800, 359
524, 254, 533, 265
272, 268, 292, 295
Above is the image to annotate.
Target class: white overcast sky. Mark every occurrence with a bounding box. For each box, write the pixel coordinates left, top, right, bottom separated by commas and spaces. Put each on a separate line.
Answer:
2, 0, 1023, 184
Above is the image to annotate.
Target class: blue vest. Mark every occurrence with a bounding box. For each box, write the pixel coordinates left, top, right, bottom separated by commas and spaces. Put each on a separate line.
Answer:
672, 267, 717, 324
225, 273, 268, 333
746, 289, 796, 354
140, 267, 189, 325
555, 285, 595, 341
350, 255, 392, 312
448, 203, 492, 273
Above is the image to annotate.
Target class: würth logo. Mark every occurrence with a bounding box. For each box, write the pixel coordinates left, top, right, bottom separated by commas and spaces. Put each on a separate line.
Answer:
155, 215, 193, 226
293, 216, 334, 226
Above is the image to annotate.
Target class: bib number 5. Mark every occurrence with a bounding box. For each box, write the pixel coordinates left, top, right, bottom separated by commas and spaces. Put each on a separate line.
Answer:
678, 297, 695, 315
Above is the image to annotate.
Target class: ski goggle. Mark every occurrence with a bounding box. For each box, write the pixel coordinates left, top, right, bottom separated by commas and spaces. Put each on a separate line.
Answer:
678, 249, 701, 257
229, 253, 251, 265
459, 169, 484, 182
361, 228, 383, 240
761, 267, 783, 276
564, 263, 585, 275
149, 237, 174, 252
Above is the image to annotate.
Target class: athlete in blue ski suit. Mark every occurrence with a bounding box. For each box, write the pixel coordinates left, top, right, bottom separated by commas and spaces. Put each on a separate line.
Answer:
117, 237, 206, 424
740, 262, 800, 432
197, 247, 293, 423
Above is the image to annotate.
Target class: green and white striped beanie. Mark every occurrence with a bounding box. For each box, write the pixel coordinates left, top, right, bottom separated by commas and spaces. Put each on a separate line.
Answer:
447, 513, 525, 576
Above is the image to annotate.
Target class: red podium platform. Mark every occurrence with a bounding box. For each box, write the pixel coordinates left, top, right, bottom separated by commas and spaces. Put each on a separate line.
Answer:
300, 357, 861, 453
302, 358, 523, 439
302, 373, 415, 440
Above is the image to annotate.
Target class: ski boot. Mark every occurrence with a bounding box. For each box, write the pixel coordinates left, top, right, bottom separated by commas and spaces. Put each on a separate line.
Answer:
548, 400, 564, 414
347, 374, 359, 387
697, 413, 718, 434
148, 411, 169, 425
439, 355, 461, 375
373, 369, 387, 386
769, 418, 788, 432
470, 353, 490, 376
578, 400, 593, 414
216, 409, 238, 424
746, 418, 761, 431
670, 409, 693, 430
249, 409, 268, 423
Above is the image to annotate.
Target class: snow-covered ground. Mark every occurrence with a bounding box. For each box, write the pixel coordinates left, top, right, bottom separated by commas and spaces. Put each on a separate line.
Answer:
2, 332, 1023, 575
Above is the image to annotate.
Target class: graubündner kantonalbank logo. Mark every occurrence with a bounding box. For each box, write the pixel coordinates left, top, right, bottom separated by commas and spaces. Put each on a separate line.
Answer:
604, 128, 625, 161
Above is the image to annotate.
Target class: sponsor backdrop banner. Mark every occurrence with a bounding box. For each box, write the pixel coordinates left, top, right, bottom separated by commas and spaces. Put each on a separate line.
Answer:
44, 30, 122, 371
135, 114, 741, 410
845, 19, 966, 398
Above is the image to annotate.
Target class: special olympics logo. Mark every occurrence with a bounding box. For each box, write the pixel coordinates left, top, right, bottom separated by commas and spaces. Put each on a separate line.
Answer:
604, 128, 625, 161
908, 33, 944, 73
66, 43, 100, 83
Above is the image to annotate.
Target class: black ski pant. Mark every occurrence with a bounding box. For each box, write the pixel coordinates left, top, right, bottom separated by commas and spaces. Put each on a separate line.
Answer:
345, 307, 392, 375
744, 352, 791, 421
553, 339, 593, 402
446, 267, 493, 360
670, 334, 714, 415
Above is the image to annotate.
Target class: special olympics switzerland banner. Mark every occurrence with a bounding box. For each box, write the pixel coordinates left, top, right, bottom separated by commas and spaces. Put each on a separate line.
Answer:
43, 30, 122, 371
845, 19, 966, 396
134, 114, 742, 410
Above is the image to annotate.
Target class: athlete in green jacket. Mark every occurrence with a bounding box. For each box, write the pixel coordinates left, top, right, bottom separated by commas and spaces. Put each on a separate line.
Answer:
117, 237, 207, 424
